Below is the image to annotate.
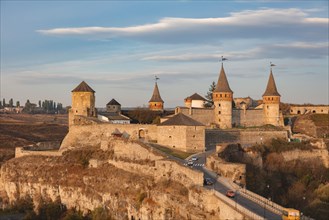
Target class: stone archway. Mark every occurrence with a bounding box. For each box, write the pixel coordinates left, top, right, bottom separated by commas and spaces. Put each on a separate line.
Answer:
138, 129, 145, 140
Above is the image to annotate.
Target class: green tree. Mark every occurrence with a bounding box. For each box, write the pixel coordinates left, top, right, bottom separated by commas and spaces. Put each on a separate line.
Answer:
38, 100, 41, 108
9, 98, 13, 107
3, 98, 5, 107
0, 101, 2, 108
205, 81, 216, 107
16, 101, 20, 107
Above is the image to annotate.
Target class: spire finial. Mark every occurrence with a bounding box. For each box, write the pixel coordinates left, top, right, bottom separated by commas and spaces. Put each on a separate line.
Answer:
220, 56, 228, 63
270, 62, 276, 70
155, 75, 159, 83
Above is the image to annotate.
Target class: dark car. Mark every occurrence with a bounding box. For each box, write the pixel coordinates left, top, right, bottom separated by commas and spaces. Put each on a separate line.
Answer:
226, 190, 235, 198
204, 178, 214, 186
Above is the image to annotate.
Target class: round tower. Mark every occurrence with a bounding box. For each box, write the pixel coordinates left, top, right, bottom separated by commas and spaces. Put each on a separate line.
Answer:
262, 69, 281, 126
69, 81, 96, 127
149, 81, 164, 111
213, 63, 233, 129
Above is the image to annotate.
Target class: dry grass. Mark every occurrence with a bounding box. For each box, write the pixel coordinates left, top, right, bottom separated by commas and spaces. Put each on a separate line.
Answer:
0, 113, 68, 165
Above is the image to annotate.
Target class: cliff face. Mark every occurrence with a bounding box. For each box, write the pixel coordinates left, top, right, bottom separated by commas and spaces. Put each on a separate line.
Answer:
0, 134, 241, 220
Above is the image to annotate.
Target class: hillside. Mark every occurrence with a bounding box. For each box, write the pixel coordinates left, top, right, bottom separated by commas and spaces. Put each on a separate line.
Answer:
0, 114, 68, 165
293, 114, 329, 138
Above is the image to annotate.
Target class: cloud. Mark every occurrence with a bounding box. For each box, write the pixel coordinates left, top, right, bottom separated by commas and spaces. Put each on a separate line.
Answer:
142, 42, 328, 62
38, 8, 328, 43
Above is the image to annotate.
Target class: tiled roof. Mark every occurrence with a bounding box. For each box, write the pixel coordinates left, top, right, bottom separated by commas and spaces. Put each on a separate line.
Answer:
101, 112, 130, 121
149, 82, 164, 103
214, 63, 233, 93
262, 69, 281, 97
159, 113, 204, 126
71, 81, 95, 93
107, 99, 121, 106
186, 93, 207, 101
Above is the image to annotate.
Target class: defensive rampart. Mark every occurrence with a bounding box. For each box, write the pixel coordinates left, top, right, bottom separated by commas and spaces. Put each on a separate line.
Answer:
206, 129, 288, 149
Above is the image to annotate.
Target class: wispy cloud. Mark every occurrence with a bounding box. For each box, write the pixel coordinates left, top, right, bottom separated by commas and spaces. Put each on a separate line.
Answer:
38, 8, 328, 43
142, 42, 328, 62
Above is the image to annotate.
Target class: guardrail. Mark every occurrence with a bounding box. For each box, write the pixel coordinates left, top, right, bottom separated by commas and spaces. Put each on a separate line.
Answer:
212, 189, 264, 220
232, 184, 284, 215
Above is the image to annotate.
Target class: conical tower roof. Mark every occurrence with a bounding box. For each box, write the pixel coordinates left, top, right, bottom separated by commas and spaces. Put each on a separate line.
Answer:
71, 81, 95, 93
149, 82, 164, 103
262, 69, 280, 97
214, 63, 233, 93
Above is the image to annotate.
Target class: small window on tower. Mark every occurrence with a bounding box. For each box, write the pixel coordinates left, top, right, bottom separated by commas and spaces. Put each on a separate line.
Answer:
219, 104, 221, 107
155, 103, 157, 106
219, 111, 221, 114
220, 94, 222, 98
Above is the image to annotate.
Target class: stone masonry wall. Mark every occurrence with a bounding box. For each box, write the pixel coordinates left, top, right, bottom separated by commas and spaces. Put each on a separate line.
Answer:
206, 129, 288, 149
186, 126, 205, 152
232, 109, 264, 127
60, 124, 158, 151
177, 108, 214, 126
281, 149, 329, 168
157, 126, 187, 151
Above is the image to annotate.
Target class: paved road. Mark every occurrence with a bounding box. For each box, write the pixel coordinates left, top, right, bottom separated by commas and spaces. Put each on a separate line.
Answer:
189, 151, 281, 220
146, 142, 281, 219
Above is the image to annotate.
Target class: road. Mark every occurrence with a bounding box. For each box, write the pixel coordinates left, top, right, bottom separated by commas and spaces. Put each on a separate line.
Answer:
189, 151, 282, 220
146, 142, 281, 219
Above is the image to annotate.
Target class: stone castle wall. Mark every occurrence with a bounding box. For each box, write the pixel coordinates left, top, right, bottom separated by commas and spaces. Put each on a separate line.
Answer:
232, 109, 264, 127
15, 147, 62, 158
186, 126, 205, 152
60, 123, 158, 151
157, 126, 187, 151
205, 129, 288, 149
290, 105, 329, 115
281, 149, 329, 168
177, 107, 214, 126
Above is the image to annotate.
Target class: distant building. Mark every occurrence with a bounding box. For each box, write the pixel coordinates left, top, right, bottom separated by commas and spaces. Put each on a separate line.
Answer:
176, 64, 284, 128
289, 105, 329, 115
184, 93, 207, 108
157, 113, 205, 152
99, 98, 131, 124
149, 82, 164, 111
69, 81, 97, 127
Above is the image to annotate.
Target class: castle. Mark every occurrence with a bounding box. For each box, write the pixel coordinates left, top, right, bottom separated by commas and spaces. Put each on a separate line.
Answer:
176, 63, 284, 128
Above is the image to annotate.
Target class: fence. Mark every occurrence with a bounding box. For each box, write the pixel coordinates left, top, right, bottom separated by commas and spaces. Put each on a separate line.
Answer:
212, 189, 264, 220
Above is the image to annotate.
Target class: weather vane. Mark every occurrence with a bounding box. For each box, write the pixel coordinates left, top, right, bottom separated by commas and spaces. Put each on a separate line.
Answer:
155, 75, 159, 82
221, 56, 228, 63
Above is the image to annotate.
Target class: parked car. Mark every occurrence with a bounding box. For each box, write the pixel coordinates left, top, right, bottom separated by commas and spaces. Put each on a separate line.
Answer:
187, 160, 194, 166
191, 156, 198, 161
204, 178, 214, 186
226, 190, 235, 198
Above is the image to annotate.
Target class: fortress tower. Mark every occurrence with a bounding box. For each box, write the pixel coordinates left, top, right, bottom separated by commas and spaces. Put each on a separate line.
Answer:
262, 69, 281, 126
69, 81, 97, 126
213, 63, 233, 128
149, 82, 164, 111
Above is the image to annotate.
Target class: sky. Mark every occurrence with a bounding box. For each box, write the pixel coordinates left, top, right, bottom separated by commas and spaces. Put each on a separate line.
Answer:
1, 0, 328, 108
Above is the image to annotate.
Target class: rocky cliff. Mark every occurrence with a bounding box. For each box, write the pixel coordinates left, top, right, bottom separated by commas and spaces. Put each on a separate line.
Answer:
0, 133, 244, 219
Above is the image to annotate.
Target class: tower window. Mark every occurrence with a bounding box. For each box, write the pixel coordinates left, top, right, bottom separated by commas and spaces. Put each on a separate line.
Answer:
225, 94, 227, 97
220, 94, 222, 98
218, 104, 221, 107
155, 103, 157, 106
218, 111, 221, 114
